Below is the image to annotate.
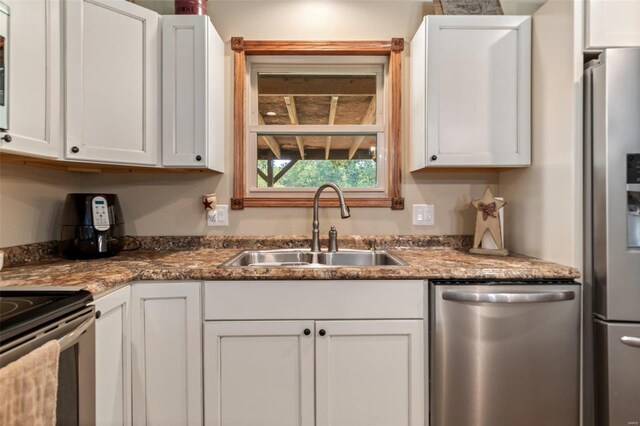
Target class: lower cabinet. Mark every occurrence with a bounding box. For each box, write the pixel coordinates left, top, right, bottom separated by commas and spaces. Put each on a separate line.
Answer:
204, 319, 424, 426
94, 286, 132, 426
131, 282, 202, 426
94, 281, 202, 426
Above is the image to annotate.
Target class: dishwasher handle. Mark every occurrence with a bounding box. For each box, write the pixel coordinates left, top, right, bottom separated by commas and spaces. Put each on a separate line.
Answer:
620, 336, 640, 348
442, 290, 576, 304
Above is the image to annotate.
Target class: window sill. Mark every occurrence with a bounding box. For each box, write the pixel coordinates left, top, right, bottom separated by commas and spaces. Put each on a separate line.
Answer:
231, 196, 404, 210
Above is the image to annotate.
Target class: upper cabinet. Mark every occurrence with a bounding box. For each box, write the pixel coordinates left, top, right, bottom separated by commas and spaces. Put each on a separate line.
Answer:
585, 0, 640, 50
162, 15, 224, 171
0, 0, 63, 159
410, 16, 531, 170
65, 0, 160, 165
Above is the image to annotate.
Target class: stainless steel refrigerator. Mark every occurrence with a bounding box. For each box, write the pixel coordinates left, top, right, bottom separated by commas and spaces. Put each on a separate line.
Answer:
584, 48, 640, 426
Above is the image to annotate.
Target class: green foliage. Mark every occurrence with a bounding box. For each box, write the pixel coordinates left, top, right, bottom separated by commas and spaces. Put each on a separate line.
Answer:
257, 159, 377, 188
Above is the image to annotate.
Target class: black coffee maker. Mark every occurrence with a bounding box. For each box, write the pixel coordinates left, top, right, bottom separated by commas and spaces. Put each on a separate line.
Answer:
58, 193, 125, 259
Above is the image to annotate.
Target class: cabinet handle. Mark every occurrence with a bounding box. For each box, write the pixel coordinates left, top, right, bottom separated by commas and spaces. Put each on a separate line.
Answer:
431, 155, 438, 161
319, 329, 326, 336
71, 146, 80, 153
95, 310, 101, 319
303, 328, 311, 336
1, 134, 11, 143
196, 155, 202, 162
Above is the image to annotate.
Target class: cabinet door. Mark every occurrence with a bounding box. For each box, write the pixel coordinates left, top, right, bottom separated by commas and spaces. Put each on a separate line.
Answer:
93, 286, 131, 426
162, 15, 224, 170
131, 282, 202, 425
315, 320, 424, 426
204, 321, 315, 426
0, 0, 62, 158
65, 0, 160, 165
411, 16, 531, 169
586, 0, 640, 49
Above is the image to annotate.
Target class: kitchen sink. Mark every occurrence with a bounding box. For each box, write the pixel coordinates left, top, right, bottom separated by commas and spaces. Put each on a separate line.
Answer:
220, 248, 409, 268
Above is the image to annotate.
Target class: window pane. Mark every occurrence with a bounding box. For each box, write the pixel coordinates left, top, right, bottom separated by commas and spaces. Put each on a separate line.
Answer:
256, 133, 378, 188
258, 74, 376, 125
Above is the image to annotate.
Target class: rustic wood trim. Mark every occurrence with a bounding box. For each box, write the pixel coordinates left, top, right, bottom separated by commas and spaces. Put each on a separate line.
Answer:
391, 38, 405, 52
242, 197, 394, 208
388, 43, 404, 210
242, 40, 394, 56
232, 44, 246, 209
232, 38, 404, 210
0, 153, 216, 174
231, 37, 244, 52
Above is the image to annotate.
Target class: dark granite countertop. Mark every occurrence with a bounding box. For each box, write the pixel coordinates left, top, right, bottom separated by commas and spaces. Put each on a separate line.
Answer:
0, 239, 580, 296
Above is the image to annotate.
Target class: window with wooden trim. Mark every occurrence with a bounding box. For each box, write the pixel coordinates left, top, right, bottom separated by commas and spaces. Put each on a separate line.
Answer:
231, 39, 404, 210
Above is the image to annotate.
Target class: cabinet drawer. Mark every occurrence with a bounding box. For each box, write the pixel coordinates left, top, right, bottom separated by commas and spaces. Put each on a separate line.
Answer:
204, 280, 424, 320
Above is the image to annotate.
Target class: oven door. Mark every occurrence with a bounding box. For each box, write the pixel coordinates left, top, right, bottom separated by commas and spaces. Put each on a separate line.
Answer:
0, 307, 96, 426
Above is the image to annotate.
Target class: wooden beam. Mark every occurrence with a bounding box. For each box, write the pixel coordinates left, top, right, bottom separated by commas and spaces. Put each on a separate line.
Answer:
284, 96, 305, 158
273, 159, 298, 184
348, 96, 377, 159
258, 114, 282, 158
256, 167, 268, 184
325, 96, 339, 160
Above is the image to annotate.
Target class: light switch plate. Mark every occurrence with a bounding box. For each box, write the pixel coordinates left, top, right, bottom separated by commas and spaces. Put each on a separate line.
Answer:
207, 205, 229, 226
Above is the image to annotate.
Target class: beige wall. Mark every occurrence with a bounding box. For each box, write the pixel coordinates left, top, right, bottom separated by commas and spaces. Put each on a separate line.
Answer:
498, 0, 583, 268
0, 1, 500, 247
0, 164, 82, 247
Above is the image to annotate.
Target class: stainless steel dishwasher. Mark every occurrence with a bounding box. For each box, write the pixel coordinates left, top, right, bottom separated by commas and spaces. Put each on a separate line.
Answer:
430, 280, 581, 426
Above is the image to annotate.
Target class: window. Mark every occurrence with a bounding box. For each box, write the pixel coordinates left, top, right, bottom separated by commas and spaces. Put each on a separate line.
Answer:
231, 39, 404, 210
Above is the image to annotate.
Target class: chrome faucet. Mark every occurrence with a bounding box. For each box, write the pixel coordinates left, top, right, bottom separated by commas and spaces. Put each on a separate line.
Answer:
311, 183, 350, 252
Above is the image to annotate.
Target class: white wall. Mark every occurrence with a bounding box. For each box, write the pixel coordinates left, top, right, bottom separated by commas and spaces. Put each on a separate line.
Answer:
498, 0, 583, 268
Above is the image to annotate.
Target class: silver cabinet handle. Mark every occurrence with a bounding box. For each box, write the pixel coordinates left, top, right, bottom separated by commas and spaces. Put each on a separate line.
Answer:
442, 290, 575, 304
620, 336, 640, 348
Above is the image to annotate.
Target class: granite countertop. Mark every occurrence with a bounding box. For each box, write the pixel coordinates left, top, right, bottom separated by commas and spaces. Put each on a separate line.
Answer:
0, 239, 580, 296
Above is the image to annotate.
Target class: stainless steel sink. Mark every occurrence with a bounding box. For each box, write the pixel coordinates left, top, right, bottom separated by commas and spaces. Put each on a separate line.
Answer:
220, 248, 409, 268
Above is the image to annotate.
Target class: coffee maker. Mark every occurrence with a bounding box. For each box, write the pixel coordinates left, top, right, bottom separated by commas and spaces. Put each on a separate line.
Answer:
58, 193, 125, 259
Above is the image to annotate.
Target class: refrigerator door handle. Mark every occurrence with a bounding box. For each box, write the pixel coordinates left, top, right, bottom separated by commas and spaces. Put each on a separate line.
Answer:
620, 336, 640, 348
442, 290, 576, 304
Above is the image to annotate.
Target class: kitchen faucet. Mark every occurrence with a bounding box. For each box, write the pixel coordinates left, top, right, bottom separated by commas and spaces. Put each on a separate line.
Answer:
311, 183, 350, 252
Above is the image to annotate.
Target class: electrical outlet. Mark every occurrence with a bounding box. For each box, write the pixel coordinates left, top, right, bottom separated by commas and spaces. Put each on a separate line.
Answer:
413, 204, 435, 226
207, 205, 229, 226
424, 204, 434, 225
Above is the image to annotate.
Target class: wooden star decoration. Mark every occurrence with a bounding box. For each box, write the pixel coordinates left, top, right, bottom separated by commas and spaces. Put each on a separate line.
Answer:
470, 186, 507, 254
202, 198, 214, 210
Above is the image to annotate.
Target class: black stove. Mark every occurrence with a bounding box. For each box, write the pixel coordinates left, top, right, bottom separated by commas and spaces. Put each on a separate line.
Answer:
0, 289, 93, 346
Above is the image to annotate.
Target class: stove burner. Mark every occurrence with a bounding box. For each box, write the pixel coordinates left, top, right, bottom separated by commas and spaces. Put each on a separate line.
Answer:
0, 300, 21, 316
0, 296, 57, 322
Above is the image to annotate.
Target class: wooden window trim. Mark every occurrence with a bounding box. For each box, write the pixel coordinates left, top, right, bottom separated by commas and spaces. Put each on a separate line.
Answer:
231, 38, 404, 210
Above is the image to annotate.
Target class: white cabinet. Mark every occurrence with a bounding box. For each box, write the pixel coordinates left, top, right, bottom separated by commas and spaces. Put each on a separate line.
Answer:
410, 16, 531, 169
203, 280, 426, 426
0, 0, 63, 158
586, 0, 640, 49
131, 282, 202, 425
162, 15, 224, 171
94, 286, 132, 426
204, 319, 423, 426
204, 321, 316, 426
315, 320, 424, 426
65, 0, 160, 165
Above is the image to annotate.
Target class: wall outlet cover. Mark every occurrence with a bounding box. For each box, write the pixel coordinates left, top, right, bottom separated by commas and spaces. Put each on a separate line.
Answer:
413, 204, 434, 226
207, 205, 229, 226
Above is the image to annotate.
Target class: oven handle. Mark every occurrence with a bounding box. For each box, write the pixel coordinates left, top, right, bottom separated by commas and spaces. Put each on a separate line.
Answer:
59, 315, 95, 351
